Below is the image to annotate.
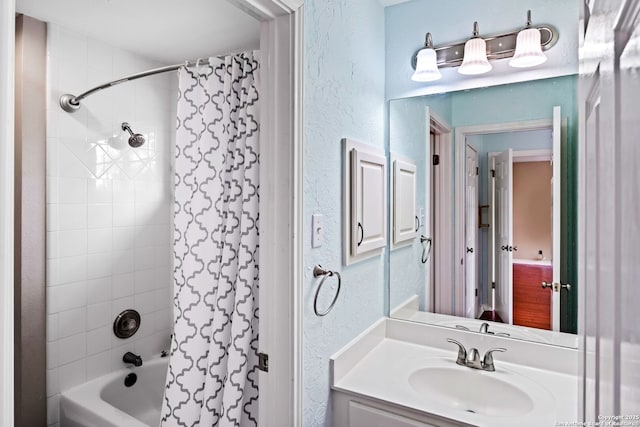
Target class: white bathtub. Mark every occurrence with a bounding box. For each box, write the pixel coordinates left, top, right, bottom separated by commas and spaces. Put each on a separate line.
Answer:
60, 355, 169, 427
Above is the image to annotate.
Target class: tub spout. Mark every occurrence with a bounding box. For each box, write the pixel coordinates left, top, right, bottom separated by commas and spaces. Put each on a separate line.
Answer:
123, 351, 142, 367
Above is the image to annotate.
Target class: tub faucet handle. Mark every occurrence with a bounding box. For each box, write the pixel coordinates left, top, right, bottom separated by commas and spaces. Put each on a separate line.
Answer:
446, 338, 467, 366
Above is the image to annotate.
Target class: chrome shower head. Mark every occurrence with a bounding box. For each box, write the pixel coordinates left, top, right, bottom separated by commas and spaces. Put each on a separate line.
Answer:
121, 122, 146, 148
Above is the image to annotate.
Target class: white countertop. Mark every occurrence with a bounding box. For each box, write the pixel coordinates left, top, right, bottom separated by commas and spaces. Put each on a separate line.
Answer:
331, 318, 579, 427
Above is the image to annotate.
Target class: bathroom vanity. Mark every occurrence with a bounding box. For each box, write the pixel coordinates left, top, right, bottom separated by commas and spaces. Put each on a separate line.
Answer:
331, 318, 578, 427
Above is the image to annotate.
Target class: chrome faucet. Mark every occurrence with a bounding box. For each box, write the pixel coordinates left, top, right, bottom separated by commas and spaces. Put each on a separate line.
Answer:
446, 339, 506, 372
479, 322, 490, 333
123, 351, 143, 367
455, 322, 510, 337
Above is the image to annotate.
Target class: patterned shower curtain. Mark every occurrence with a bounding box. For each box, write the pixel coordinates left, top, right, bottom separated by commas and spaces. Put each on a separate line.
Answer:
161, 52, 260, 427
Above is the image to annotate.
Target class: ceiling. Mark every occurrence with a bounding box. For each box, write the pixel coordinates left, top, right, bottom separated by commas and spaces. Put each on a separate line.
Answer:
16, 0, 261, 64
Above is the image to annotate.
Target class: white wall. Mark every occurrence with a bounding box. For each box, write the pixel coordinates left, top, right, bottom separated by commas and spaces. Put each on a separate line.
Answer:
45, 24, 176, 427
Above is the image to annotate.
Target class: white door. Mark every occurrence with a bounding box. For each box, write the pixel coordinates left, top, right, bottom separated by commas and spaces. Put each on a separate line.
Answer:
494, 149, 513, 324
551, 106, 562, 331
465, 144, 479, 318
578, 0, 640, 420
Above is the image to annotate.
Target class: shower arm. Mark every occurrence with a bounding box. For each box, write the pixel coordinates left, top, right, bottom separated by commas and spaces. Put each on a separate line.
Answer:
59, 57, 214, 113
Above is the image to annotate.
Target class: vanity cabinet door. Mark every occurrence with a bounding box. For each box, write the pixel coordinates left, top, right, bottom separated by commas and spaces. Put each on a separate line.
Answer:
351, 148, 387, 255
392, 158, 417, 246
349, 401, 438, 427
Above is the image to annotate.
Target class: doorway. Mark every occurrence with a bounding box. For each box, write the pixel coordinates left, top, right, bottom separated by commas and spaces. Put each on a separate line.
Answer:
488, 149, 553, 329
456, 110, 564, 331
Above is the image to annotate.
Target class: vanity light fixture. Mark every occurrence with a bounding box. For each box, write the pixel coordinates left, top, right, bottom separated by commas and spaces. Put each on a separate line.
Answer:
458, 22, 492, 75
409, 10, 558, 82
509, 11, 548, 68
411, 33, 442, 82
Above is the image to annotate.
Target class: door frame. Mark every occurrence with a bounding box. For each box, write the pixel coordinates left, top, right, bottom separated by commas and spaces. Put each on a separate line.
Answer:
233, 1, 304, 425
0, 0, 15, 425
426, 109, 454, 315
454, 118, 553, 320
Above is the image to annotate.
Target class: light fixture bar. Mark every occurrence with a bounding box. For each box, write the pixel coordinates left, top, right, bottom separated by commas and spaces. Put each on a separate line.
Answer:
411, 24, 558, 70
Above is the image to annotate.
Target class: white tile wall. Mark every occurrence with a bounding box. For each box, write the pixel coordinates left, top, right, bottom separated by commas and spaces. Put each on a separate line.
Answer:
45, 24, 176, 426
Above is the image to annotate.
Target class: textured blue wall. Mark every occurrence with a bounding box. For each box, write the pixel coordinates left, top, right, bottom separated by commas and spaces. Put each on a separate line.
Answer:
303, 0, 386, 426
450, 75, 577, 126
388, 97, 429, 311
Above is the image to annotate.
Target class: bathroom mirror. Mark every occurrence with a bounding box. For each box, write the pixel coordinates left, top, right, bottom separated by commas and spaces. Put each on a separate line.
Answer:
387, 75, 578, 348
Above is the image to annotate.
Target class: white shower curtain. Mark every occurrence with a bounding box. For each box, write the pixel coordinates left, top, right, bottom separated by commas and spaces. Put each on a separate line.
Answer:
161, 52, 260, 427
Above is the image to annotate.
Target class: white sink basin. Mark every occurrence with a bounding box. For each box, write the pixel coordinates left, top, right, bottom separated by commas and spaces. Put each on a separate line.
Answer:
406, 358, 556, 420
408, 366, 534, 417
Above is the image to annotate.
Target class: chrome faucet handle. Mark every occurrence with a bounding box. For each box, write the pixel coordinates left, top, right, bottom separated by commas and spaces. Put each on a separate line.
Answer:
482, 348, 507, 372
446, 338, 467, 365
455, 325, 470, 331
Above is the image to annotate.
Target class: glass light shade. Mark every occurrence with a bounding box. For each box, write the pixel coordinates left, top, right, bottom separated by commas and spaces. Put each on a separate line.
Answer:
411, 48, 442, 82
458, 38, 492, 75
509, 28, 547, 68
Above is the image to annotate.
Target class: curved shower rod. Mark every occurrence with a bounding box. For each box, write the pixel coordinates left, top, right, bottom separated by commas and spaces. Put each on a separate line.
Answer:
59, 57, 214, 113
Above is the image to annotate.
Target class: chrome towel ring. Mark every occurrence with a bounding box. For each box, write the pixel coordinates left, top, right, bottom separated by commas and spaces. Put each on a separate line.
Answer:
312, 265, 342, 317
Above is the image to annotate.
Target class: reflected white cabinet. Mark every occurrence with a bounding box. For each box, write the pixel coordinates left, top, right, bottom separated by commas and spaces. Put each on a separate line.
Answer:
391, 156, 417, 248
343, 139, 387, 265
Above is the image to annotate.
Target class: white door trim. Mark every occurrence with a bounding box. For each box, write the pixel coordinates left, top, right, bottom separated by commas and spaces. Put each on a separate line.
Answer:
454, 118, 553, 318
0, 0, 15, 425
551, 106, 562, 331
464, 143, 479, 318
427, 109, 454, 315
233, 1, 304, 426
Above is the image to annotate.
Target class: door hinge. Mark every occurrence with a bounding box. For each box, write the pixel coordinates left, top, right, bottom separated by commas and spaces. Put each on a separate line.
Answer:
492, 281, 496, 289
433, 154, 440, 166
490, 169, 495, 178
476, 166, 479, 175
475, 288, 478, 297
258, 352, 269, 372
